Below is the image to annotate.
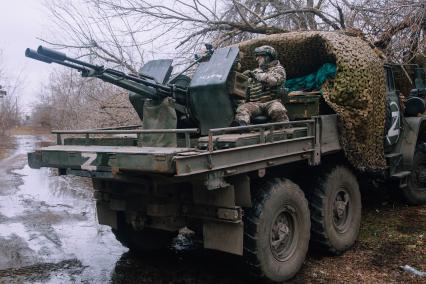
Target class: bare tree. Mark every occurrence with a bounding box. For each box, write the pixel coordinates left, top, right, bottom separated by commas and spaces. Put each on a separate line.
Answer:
40, 0, 344, 70
0, 97, 21, 136
31, 68, 139, 130
34, 1, 424, 131
0, 50, 23, 136
342, 0, 425, 62
42, 0, 424, 65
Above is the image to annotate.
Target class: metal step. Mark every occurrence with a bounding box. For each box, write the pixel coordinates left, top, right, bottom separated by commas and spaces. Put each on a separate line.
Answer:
386, 153, 403, 176
391, 171, 411, 178
385, 153, 402, 159
391, 171, 411, 188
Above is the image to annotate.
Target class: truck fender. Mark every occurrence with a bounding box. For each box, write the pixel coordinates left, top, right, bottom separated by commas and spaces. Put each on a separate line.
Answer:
398, 116, 426, 170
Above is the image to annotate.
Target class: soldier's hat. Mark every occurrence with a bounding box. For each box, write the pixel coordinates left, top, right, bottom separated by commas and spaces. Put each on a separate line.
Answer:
254, 45, 277, 60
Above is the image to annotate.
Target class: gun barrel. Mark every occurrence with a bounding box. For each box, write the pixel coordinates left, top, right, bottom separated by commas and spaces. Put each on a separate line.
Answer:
102, 68, 172, 95
26, 48, 91, 73
37, 46, 67, 61
26, 46, 187, 102
25, 48, 53, 64
98, 72, 159, 100
38, 45, 102, 71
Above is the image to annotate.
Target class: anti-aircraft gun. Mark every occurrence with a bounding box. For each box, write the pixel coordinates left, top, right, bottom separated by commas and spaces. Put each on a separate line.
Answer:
26, 45, 246, 135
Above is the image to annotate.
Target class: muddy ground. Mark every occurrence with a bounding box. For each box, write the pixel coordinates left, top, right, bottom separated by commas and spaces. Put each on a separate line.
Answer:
0, 131, 424, 283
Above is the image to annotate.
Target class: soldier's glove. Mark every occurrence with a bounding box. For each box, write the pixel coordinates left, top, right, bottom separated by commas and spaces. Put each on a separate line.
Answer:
254, 72, 266, 83
242, 70, 255, 79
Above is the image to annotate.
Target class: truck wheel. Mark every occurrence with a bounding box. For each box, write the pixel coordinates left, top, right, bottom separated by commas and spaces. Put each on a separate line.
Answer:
112, 219, 175, 252
244, 178, 310, 282
308, 165, 361, 255
402, 150, 426, 205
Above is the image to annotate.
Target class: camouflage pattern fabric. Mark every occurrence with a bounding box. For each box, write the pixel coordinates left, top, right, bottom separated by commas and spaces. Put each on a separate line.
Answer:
238, 31, 387, 172
140, 97, 177, 147
253, 60, 286, 87
235, 100, 289, 123
247, 60, 286, 103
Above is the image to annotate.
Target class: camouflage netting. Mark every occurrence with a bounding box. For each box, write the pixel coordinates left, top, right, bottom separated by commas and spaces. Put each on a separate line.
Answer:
238, 31, 387, 172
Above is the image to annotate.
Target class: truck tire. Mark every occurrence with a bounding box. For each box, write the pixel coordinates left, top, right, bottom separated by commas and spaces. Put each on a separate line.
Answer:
244, 178, 310, 282
308, 165, 361, 255
402, 150, 426, 205
112, 218, 175, 252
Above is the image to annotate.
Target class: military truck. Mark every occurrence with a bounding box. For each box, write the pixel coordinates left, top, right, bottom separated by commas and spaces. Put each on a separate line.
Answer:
26, 32, 426, 282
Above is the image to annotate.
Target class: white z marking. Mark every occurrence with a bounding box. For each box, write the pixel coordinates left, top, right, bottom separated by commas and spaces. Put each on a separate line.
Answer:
388, 110, 400, 137
386, 101, 400, 144
81, 153, 97, 171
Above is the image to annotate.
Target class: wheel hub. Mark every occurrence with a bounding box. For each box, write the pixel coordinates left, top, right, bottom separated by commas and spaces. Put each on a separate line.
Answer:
270, 208, 297, 261
334, 199, 347, 219
273, 222, 290, 245
333, 190, 350, 232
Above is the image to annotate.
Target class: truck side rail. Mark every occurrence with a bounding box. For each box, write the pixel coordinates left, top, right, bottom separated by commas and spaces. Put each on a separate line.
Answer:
67, 124, 142, 131
207, 120, 316, 152
51, 128, 199, 148
175, 119, 320, 177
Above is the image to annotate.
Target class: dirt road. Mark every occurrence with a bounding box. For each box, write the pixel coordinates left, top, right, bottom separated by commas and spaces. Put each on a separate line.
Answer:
0, 134, 424, 283
0, 135, 126, 283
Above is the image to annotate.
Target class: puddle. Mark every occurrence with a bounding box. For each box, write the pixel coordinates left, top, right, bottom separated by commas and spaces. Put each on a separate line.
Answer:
0, 135, 126, 282
0, 222, 29, 239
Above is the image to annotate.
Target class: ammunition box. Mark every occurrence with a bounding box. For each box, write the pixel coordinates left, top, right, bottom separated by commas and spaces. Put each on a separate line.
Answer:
228, 71, 248, 98
285, 94, 320, 120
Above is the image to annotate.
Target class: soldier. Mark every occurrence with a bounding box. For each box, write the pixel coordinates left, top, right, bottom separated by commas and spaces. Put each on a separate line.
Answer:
233, 45, 289, 126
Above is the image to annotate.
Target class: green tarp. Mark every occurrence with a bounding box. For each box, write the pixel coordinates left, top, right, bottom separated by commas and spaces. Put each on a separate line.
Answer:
285, 63, 337, 92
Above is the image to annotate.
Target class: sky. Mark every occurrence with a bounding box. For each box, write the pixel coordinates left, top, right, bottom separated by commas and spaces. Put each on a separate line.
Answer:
0, 0, 217, 114
0, 0, 189, 114
0, 0, 51, 112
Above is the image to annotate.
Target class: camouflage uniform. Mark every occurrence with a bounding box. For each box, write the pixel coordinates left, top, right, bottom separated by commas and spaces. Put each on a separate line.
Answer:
235, 59, 289, 124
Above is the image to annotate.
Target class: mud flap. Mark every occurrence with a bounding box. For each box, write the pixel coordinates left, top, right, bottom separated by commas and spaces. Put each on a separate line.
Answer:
203, 221, 243, 255
399, 117, 426, 170
28, 152, 42, 169
96, 202, 118, 229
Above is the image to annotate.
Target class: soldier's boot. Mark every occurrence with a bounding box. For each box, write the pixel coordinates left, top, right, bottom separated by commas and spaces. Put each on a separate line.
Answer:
231, 120, 248, 127
230, 119, 250, 133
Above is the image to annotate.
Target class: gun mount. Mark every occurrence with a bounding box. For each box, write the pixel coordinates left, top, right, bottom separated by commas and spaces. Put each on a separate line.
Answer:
26, 45, 245, 134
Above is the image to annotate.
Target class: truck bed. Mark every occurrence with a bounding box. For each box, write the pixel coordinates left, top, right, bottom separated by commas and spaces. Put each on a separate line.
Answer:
28, 115, 341, 178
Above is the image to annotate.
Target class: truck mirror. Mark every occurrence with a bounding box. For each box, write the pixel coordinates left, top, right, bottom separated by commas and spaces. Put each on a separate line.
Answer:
415, 68, 425, 90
